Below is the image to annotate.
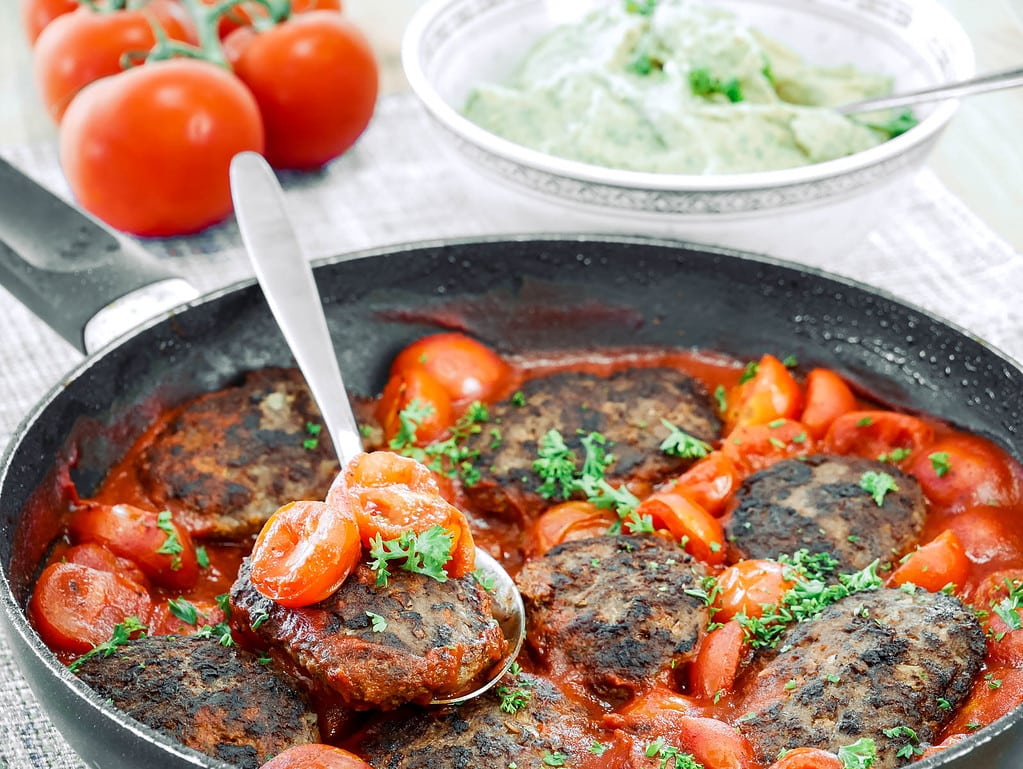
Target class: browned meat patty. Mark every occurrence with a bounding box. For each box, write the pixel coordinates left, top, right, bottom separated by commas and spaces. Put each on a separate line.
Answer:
354, 671, 595, 769
725, 455, 926, 570
230, 559, 506, 710
73, 634, 318, 768
137, 367, 341, 541
462, 368, 721, 523
515, 535, 709, 704
737, 588, 985, 769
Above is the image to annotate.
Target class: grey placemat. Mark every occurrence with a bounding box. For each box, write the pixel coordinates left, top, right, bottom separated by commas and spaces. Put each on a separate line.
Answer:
1, 94, 1022, 767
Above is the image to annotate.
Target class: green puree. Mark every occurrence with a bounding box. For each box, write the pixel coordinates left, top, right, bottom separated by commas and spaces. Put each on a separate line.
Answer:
463, 0, 910, 174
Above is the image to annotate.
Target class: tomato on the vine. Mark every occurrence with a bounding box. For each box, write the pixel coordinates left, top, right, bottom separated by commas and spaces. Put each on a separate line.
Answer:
20, 0, 78, 43
33, 0, 195, 122
59, 58, 264, 237
223, 11, 378, 170
203, 0, 342, 38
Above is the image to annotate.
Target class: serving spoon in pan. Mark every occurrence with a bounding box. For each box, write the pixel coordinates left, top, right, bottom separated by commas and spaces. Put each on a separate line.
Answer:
228, 151, 526, 706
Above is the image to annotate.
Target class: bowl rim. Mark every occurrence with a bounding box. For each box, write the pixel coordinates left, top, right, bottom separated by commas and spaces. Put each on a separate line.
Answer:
401, 0, 976, 192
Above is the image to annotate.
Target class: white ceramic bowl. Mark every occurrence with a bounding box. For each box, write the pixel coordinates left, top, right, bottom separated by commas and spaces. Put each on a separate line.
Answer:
401, 0, 974, 258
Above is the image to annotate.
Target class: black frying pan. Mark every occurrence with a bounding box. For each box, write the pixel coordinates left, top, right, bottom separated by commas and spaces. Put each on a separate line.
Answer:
1, 159, 1021, 769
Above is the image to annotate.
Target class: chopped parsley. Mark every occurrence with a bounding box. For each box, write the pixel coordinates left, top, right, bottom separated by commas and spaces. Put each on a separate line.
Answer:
303, 421, 322, 451
251, 610, 270, 630
877, 447, 911, 463
511, 391, 527, 407
156, 510, 184, 571
472, 567, 496, 593
394, 400, 489, 486
195, 545, 210, 569
68, 616, 147, 673
991, 577, 1023, 631
659, 419, 712, 459
388, 398, 436, 451
782, 354, 798, 368
837, 737, 876, 769
168, 597, 199, 625
714, 384, 727, 413
542, 751, 566, 767
366, 611, 388, 633
368, 526, 453, 587
856, 416, 874, 427
738, 360, 759, 384
859, 471, 898, 506
498, 662, 534, 713
644, 737, 703, 769
928, 451, 951, 477
590, 741, 608, 756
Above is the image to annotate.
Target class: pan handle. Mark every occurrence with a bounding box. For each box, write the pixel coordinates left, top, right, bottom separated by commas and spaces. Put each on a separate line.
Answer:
0, 157, 198, 355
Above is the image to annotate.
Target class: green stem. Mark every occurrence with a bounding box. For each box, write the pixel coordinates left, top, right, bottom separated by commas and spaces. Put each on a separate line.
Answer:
176, 0, 230, 67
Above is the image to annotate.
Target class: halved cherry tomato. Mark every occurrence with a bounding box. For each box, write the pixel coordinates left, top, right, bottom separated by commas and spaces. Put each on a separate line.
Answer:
888, 529, 969, 593
610, 686, 696, 733
689, 620, 748, 699
670, 452, 740, 517
944, 665, 1023, 736
28, 562, 152, 654
21, 0, 78, 43
248, 499, 361, 608
531, 501, 616, 555
675, 716, 755, 769
69, 503, 198, 590
824, 410, 933, 461
800, 368, 857, 440
258, 744, 371, 769
60, 542, 147, 586
766, 748, 842, 769
944, 505, 1023, 575
721, 419, 816, 479
389, 333, 512, 404
635, 491, 725, 565
906, 434, 1022, 512
341, 451, 475, 578
376, 367, 454, 446
724, 354, 802, 433
714, 559, 795, 622
971, 569, 1023, 667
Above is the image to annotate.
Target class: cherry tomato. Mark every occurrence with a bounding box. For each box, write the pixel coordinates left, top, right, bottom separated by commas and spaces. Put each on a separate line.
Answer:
766, 748, 842, 769
376, 367, 454, 446
944, 665, 1023, 736
724, 354, 802, 433
971, 569, 1023, 667
389, 333, 512, 404
888, 529, 969, 594
223, 11, 378, 170
800, 368, 857, 440
944, 505, 1023, 575
59, 58, 264, 237
823, 410, 934, 461
721, 419, 816, 479
20, 0, 78, 43
249, 499, 362, 608
906, 434, 1022, 512
612, 686, 696, 733
689, 620, 748, 699
149, 597, 226, 636
28, 562, 152, 654
531, 501, 617, 555
60, 542, 148, 586
669, 452, 740, 517
33, 1, 194, 122
635, 491, 726, 565
714, 559, 795, 622
69, 503, 198, 590
259, 744, 371, 769
675, 716, 755, 769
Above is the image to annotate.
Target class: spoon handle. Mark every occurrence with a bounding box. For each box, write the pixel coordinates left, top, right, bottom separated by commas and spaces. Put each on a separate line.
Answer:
838, 65, 1023, 114
229, 152, 363, 464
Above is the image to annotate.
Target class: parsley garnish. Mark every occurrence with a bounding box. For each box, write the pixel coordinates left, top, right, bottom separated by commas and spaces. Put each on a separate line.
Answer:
251, 610, 269, 630
195, 545, 210, 569
737, 361, 759, 384
929, 451, 951, 477
156, 510, 184, 571
590, 741, 608, 756
644, 737, 703, 769
782, 355, 798, 368
856, 416, 874, 427
690, 68, 743, 102
366, 611, 388, 633
713, 384, 727, 413
659, 419, 711, 459
837, 737, 876, 769
883, 725, 922, 759
388, 398, 435, 451
878, 447, 911, 463
511, 391, 527, 407
497, 662, 534, 713
303, 421, 322, 451
368, 526, 453, 587
991, 578, 1023, 631
68, 616, 147, 673
472, 567, 496, 592
859, 471, 898, 506
394, 400, 489, 486
534, 429, 579, 500
168, 597, 198, 625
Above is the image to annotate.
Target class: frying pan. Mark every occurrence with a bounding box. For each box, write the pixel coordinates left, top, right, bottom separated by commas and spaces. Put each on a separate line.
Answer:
1, 158, 1022, 769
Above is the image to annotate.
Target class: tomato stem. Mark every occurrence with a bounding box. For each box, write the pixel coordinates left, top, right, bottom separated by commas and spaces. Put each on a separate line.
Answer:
167, 0, 231, 67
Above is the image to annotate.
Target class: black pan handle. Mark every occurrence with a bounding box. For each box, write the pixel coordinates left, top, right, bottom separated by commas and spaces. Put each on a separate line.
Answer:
0, 157, 197, 354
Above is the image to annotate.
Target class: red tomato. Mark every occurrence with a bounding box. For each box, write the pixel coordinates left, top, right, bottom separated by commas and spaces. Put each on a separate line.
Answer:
689, 620, 748, 699
33, 1, 194, 123
531, 501, 617, 555
675, 716, 755, 769
714, 559, 795, 622
721, 419, 816, 479
670, 452, 740, 517
611, 686, 696, 733
60, 542, 148, 586
28, 562, 152, 654
389, 333, 512, 405
59, 58, 264, 237
800, 368, 857, 440
944, 505, 1023, 575
148, 597, 226, 636
635, 491, 725, 565
724, 354, 802, 433
202, 0, 342, 38
824, 410, 934, 461
21, 0, 78, 43
971, 570, 1023, 667
766, 748, 842, 769
68, 503, 198, 590
906, 434, 1022, 512
259, 744, 371, 769
376, 367, 454, 446
888, 529, 969, 594
944, 665, 1023, 735
223, 12, 378, 170
249, 499, 362, 608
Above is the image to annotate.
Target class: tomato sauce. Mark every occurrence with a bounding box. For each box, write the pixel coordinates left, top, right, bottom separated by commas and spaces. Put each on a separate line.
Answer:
19, 341, 1023, 768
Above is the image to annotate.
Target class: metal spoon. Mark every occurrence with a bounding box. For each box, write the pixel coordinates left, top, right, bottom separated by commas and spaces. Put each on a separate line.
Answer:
228, 151, 525, 705
838, 65, 1023, 114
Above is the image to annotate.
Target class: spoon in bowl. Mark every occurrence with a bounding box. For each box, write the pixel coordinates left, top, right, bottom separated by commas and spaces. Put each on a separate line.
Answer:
838, 64, 1023, 114
228, 151, 525, 705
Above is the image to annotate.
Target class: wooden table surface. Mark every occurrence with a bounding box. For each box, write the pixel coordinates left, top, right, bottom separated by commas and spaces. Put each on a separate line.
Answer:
2, 0, 1022, 253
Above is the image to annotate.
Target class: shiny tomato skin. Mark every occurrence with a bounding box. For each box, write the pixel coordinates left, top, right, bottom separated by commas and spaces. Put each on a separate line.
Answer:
389, 333, 512, 404
21, 0, 78, 43
800, 368, 857, 440
33, 1, 194, 122
635, 491, 726, 565
724, 354, 802, 433
721, 419, 816, 479
531, 501, 617, 555
59, 59, 264, 237
223, 12, 378, 170
766, 748, 842, 769
906, 434, 1022, 512
28, 562, 152, 654
258, 744, 371, 769
888, 529, 969, 594
714, 559, 794, 622
376, 367, 454, 446
824, 410, 933, 462
689, 620, 747, 699
670, 452, 740, 517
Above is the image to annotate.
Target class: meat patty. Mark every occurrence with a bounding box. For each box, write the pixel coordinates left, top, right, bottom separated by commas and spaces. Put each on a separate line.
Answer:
230, 559, 506, 710
73, 634, 318, 768
737, 588, 985, 769
462, 368, 721, 523
137, 367, 341, 541
355, 671, 594, 769
515, 535, 709, 704
725, 455, 926, 570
